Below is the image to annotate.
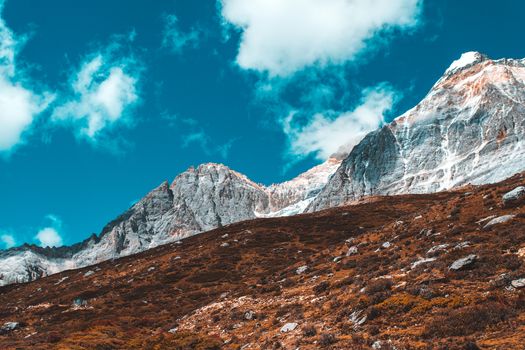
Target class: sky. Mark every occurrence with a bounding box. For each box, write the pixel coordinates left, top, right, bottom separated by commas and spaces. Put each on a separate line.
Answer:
1, 0, 524, 249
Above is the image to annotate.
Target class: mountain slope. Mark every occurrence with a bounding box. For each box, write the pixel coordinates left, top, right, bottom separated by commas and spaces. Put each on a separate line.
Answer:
0, 159, 340, 286
3, 52, 525, 287
309, 52, 525, 211
0, 172, 524, 349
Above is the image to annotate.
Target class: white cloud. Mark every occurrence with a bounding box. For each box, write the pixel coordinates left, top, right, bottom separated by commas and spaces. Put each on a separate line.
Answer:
283, 85, 397, 160
182, 131, 235, 159
52, 50, 140, 141
161, 14, 201, 54
220, 0, 422, 76
34, 214, 64, 248
0, 234, 15, 249
0, 1, 53, 152
35, 227, 63, 248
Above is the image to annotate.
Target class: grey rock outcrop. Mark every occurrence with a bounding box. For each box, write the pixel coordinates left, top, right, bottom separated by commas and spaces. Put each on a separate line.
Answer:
502, 186, 525, 207
0, 160, 339, 286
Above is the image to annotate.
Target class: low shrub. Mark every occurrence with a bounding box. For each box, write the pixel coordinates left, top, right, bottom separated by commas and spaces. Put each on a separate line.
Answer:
422, 301, 514, 338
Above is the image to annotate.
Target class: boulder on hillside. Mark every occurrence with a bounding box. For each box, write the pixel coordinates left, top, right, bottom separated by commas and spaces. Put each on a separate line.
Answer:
449, 254, 477, 271
0, 322, 19, 335
502, 186, 525, 207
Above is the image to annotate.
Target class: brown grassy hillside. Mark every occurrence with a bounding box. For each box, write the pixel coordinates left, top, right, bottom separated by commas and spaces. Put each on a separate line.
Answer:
0, 173, 524, 349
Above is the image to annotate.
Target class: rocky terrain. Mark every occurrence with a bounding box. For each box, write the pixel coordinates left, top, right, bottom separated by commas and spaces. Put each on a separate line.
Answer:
0, 159, 341, 286
1, 52, 525, 287
0, 172, 524, 349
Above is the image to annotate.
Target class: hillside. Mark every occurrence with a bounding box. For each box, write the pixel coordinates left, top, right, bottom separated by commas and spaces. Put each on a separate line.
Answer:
0, 173, 524, 349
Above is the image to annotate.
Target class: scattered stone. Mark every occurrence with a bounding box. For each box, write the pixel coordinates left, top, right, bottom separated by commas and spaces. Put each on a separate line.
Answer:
517, 247, 525, 259
411, 257, 436, 270
0, 322, 19, 334
476, 215, 496, 225
296, 265, 308, 274
345, 237, 355, 246
168, 327, 178, 334
483, 215, 515, 229
511, 278, 525, 289
280, 322, 298, 333
244, 311, 255, 320
449, 254, 477, 271
83, 270, 95, 277
220, 242, 230, 248
372, 340, 383, 350
148, 267, 156, 272
221, 234, 229, 239
454, 241, 471, 250
349, 310, 367, 327
427, 244, 449, 255
502, 186, 525, 207
382, 242, 392, 249
54, 276, 69, 285
490, 273, 511, 288
419, 228, 433, 237
333, 256, 343, 263
346, 246, 358, 256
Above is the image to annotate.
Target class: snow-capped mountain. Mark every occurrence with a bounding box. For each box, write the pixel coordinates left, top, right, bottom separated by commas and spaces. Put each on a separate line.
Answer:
309, 52, 525, 211
2, 52, 525, 286
0, 159, 340, 286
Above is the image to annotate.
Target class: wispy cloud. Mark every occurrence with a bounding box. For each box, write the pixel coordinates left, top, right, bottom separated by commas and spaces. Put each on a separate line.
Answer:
161, 14, 202, 54
283, 84, 398, 160
220, 0, 423, 77
51, 36, 141, 145
0, 233, 15, 249
182, 131, 235, 159
0, 0, 54, 153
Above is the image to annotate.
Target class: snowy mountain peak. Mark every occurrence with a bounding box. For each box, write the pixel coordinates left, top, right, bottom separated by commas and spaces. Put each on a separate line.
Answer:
308, 53, 525, 211
445, 51, 487, 74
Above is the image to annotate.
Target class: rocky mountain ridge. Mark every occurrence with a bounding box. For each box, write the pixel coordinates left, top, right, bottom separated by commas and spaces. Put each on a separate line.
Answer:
0, 158, 341, 286
2, 51, 525, 286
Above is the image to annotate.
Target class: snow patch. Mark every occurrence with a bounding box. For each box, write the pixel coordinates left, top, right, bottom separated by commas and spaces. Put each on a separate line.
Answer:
446, 51, 483, 73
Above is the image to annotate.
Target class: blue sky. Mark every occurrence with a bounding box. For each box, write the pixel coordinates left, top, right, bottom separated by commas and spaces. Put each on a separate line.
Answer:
0, 0, 524, 248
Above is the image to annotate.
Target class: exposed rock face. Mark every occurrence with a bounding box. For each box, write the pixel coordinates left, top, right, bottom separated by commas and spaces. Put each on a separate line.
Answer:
502, 186, 525, 207
309, 53, 525, 211
0, 160, 340, 286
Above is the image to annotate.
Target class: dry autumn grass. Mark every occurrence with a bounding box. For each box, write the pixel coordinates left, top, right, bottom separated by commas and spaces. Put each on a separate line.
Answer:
0, 173, 524, 349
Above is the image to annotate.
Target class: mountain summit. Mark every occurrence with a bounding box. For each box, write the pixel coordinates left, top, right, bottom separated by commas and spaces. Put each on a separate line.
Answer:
308, 52, 525, 211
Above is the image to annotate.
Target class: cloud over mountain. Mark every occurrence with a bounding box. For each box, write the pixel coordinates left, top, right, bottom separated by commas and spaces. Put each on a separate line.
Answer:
220, 0, 422, 76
